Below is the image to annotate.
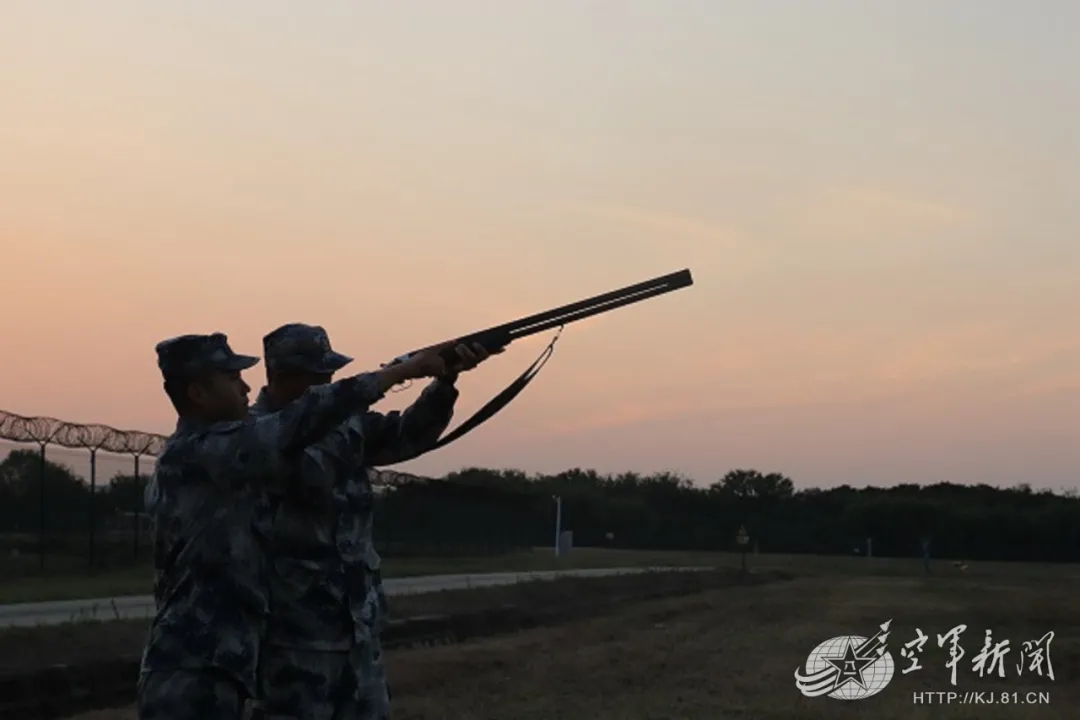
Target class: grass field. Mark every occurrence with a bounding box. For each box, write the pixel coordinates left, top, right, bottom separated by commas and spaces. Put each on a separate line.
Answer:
0, 570, 762, 674
0, 547, 728, 604
4, 544, 1080, 604
62, 565, 1076, 720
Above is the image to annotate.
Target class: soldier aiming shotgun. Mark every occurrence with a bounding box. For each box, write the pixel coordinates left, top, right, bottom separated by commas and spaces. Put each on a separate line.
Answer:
138, 268, 693, 720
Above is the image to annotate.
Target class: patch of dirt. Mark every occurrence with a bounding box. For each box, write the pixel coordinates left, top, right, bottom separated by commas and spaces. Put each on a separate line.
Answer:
64, 572, 1077, 720
0, 569, 772, 674
4, 570, 788, 719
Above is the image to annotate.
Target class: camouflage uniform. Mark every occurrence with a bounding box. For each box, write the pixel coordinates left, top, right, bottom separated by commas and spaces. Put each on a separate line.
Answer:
138, 333, 389, 720
251, 324, 458, 720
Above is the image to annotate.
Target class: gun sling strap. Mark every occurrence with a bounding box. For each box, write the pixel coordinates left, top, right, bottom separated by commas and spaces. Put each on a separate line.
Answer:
376, 326, 562, 466
375, 268, 692, 466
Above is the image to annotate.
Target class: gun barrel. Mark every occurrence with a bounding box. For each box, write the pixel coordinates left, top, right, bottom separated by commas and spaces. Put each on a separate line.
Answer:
503, 279, 686, 340
496, 268, 691, 339
393, 268, 693, 364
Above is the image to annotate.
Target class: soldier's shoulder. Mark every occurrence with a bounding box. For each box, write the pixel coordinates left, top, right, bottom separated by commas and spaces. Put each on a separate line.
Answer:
159, 419, 249, 463
248, 395, 272, 418
156, 432, 193, 463
204, 419, 248, 435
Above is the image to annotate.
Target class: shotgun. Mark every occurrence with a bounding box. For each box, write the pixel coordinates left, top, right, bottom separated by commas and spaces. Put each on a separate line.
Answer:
375, 268, 694, 462
386, 268, 694, 367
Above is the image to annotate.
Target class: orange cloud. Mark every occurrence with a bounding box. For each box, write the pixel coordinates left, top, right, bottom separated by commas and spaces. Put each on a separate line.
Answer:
1016, 375, 1080, 396
763, 184, 989, 280
794, 185, 979, 239
584, 204, 745, 246
518, 318, 1080, 440
875, 324, 1080, 387
578, 203, 765, 273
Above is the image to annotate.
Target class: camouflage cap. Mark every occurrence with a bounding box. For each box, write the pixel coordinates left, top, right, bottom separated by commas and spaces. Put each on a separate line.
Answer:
263, 323, 353, 374
155, 333, 260, 379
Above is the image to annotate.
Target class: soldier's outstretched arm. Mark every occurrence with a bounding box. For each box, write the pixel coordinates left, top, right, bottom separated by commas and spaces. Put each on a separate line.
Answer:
363, 376, 459, 467
204, 365, 423, 485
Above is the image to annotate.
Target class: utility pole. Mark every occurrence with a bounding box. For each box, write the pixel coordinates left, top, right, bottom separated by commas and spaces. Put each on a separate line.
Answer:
553, 495, 562, 557
736, 525, 750, 574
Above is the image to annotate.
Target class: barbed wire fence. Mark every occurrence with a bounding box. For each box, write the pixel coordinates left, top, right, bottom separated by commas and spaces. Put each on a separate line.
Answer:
0, 408, 438, 577
0, 409, 166, 574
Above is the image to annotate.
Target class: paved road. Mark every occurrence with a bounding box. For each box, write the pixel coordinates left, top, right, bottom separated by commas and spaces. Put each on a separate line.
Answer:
0, 566, 710, 628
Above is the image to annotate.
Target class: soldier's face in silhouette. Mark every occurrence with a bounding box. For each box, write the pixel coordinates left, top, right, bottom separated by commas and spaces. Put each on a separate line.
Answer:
270, 370, 333, 406
188, 369, 251, 421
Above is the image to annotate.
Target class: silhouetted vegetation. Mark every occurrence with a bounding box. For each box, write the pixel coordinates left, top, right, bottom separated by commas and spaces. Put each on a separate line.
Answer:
3, 448, 1077, 577
388, 467, 1080, 563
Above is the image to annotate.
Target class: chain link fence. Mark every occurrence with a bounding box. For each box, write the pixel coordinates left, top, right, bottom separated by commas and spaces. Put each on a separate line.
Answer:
0, 410, 164, 578
0, 409, 536, 585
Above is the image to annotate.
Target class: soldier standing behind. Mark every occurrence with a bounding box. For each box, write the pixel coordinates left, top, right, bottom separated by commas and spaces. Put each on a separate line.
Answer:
138, 332, 447, 720
250, 323, 497, 720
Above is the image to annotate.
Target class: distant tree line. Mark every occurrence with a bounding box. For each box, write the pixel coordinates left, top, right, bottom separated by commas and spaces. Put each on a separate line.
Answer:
0, 450, 145, 536
409, 467, 1080, 562
2, 448, 1078, 564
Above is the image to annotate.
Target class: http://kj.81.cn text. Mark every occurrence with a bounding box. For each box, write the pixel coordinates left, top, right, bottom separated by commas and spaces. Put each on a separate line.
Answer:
913, 691, 1050, 705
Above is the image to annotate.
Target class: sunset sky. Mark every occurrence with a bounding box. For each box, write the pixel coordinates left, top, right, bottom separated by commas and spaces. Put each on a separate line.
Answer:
2, 1, 1077, 490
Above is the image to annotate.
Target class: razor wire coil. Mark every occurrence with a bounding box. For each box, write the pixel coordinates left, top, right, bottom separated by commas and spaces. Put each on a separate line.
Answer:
0, 409, 167, 456
0, 409, 426, 487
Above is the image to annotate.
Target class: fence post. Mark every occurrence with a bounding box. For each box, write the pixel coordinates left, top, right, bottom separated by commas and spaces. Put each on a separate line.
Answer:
88, 448, 97, 568
0, 411, 167, 575
37, 443, 47, 571
132, 453, 142, 561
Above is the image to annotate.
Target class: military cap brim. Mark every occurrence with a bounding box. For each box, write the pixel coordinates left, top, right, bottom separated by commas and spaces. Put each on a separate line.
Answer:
262, 323, 353, 374
155, 332, 261, 378
304, 350, 353, 374
222, 354, 261, 371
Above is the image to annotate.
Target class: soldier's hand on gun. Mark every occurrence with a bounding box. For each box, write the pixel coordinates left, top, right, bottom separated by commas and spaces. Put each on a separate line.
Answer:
385, 342, 497, 381
447, 341, 503, 372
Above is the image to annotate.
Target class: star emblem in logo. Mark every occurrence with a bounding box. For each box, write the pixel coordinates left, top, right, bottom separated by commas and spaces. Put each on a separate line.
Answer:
824, 640, 881, 689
